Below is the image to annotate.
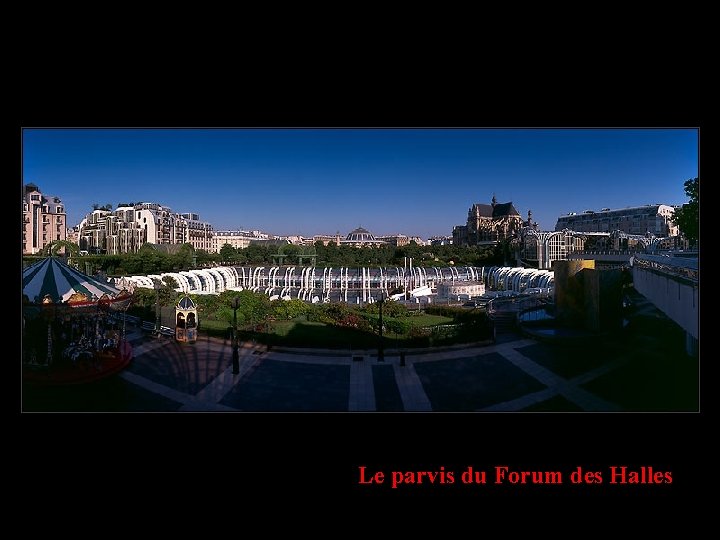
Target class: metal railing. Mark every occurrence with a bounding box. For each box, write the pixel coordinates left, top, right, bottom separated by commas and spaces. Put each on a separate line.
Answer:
633, 254, 698, 283
487, 295, 551, 318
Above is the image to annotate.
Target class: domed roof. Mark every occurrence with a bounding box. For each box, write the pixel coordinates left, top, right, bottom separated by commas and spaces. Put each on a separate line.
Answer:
177, 295, 196, 309
345, 227, 377, 242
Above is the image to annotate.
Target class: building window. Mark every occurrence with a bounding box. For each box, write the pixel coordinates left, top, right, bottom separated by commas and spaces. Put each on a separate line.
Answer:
31, 195, 40, 201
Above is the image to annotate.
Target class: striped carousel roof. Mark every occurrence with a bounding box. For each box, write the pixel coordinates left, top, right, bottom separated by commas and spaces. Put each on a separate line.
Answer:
23, 257, 122, 304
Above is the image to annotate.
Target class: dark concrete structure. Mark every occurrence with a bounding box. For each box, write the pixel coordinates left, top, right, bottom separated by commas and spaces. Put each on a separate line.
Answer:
554, 260, 622, 333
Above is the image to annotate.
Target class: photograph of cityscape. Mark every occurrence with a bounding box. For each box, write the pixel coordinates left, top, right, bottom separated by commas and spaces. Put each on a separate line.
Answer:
21, 128, 699, 412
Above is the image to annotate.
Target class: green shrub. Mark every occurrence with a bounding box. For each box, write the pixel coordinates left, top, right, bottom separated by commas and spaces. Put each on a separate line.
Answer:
425, 305, 466, 318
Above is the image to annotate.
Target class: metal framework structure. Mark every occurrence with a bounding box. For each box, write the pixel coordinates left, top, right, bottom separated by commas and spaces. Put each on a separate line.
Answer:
121, 264, 556, 303
516, 227, 675, 269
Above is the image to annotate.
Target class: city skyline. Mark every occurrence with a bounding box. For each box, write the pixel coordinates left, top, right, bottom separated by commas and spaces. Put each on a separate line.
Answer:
22, 128, 698, 239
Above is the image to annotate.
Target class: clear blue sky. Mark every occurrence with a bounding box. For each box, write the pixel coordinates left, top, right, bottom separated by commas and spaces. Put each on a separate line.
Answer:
22, 128, 698, 239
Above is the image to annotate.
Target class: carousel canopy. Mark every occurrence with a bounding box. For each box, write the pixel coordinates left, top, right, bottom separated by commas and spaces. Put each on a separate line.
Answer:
23, 257, 122, 304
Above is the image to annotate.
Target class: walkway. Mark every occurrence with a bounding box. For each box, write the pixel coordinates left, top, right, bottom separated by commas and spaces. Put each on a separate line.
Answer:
23, 309, 697, 412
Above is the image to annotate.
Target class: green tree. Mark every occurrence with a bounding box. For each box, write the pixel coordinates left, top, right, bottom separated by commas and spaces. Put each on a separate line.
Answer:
244, 244, 269, 264
195, 249, 218, 267
219, 243, 237, 262
158, 277, 178, 306
130, 287, 156, 309
43, 239, 80, 258
283, 244, 299, 258
672, 177, 699, 247
218, 290, 272, 329
172, 243, 195, 270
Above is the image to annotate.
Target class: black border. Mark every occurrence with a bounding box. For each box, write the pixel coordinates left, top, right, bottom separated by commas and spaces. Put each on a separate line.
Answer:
16, 85, 708, 510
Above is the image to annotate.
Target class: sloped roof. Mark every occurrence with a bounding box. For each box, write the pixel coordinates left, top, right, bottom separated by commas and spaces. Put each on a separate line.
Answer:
472, 202, 521, 218
492, 202, 520, 217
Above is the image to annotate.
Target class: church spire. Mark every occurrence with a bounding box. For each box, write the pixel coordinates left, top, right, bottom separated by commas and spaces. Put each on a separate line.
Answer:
491, 193, 497, 207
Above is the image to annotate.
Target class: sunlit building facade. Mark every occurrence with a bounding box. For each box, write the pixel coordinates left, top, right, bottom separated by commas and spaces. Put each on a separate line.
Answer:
555, 204, 678, 236
22, 183, 67, 254
215, 230, 271, 252
77, 202, 214, 254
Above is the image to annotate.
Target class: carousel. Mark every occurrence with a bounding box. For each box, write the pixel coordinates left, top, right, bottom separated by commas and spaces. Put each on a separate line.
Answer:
22, 257, 135, 385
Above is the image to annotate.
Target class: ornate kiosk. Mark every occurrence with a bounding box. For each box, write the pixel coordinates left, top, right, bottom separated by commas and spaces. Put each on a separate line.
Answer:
175, 295, 198, 343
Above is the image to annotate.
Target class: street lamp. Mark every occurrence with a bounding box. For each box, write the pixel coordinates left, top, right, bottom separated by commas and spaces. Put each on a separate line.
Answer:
231, 296, 240, 374
153, 278, 162, 337
378, 291, 385, 362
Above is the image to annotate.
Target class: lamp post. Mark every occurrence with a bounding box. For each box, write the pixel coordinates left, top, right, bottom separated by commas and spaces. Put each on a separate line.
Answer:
153, 278, 162, 337
231, 296, 240, 374
122, 304, 127, 342
378, 291, 384, 362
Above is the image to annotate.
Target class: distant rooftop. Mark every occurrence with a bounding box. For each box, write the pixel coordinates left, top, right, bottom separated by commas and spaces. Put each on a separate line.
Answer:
560, 203, 675, 216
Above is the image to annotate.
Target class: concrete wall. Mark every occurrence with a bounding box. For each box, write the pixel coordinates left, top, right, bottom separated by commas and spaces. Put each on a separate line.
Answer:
633, 267, 698, 339
583, 268, 623, 333
555, 260, 622, 333
554, 260, 595, 329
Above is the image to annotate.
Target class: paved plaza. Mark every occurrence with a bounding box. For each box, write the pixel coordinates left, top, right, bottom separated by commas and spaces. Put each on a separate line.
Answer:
22, 306, 698, 412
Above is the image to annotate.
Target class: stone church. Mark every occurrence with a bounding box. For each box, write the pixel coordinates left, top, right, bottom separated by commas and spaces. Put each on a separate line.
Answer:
452, 195, 524, 246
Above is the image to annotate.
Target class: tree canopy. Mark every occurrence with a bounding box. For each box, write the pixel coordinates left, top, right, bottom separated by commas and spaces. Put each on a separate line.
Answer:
673, 177, 698, 247
28, 239, 506, 277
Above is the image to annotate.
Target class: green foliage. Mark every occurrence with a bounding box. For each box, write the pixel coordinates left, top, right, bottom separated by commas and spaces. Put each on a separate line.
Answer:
245, 244, 271, 264
162, 275, 178, 288
219, 243, 238, 262
325, 302, 356, 322
233, 241, 500, 267
673, 177, 699, 247
215, 305, 235, 326
189, 293, 221, 317
272, 298, 311, 320
131, 287, 157, 309
361, 298, 408, 318
195, 249, 219, 267
157, 282, 178, 307
66, 241, 505, 277
194, 296, 493, 348
425, 305, 467, 318
382, 317, 412, 335
171, 243, 195, 270
220, 289, 273, 329
43, 240, 80, 257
